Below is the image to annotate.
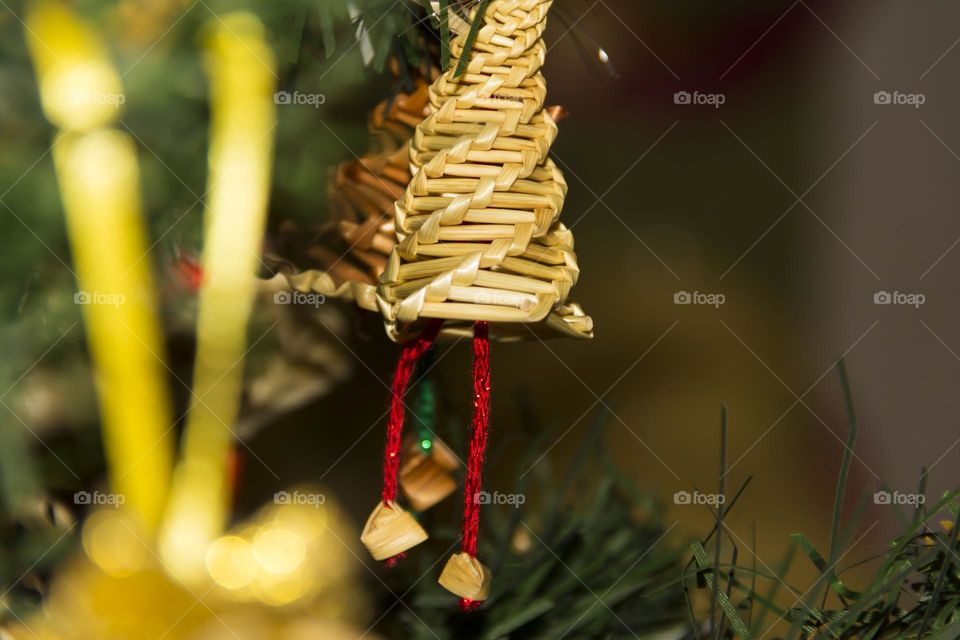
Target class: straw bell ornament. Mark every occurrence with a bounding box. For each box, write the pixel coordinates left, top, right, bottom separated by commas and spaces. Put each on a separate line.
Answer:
375, 0, 592, 342
269, 41, 569, 318
361, 0, 593, 610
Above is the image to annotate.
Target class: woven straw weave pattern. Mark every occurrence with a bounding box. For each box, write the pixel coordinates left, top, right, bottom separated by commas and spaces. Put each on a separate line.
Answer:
377, 0, 593, 342
266, 75, 433, 312
322, 78, 432, 286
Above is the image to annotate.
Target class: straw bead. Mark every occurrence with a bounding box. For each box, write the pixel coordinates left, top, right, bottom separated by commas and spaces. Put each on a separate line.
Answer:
438, 552, 492, 601
360, 500, 428, 561
399, 438, 460, 511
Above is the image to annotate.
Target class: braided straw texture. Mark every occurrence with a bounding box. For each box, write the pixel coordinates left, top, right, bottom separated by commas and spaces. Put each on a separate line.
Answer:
266, 73, 434, 313
324, 78, 434, 285
376, 0, 593, 342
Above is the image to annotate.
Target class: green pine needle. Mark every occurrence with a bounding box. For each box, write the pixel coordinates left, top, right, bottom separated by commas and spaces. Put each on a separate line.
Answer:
827, 358, 858, 576
454, 0, 488, 78
438, 0, 451, 70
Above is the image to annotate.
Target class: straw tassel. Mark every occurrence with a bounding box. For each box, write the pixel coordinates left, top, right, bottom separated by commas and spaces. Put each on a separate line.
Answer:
361, 320, 443, 563
438, 321, 493, 609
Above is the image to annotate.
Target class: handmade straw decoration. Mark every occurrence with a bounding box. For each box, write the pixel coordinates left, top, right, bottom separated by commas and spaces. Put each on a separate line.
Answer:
359, 500, 427, 562
360, 319, 444, 563
438, 321, 493, 610
364, 0, 594, 609
268, 63, 573, 326
399, 434, 460, 511
319, 77, 432, 288
375, 0, 592, 343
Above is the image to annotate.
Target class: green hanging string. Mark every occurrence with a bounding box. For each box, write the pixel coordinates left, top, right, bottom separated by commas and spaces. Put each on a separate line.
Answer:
413, 345, 437, 455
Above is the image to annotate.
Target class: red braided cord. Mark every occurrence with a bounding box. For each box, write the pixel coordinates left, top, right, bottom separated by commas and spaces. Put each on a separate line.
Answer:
381, 320, 444, 504
461, 321, 491, 557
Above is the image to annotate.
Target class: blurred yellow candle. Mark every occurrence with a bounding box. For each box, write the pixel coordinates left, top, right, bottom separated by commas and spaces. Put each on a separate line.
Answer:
25, 1, 174, 532
160, 12, 276, 583
26, 1, 125, 132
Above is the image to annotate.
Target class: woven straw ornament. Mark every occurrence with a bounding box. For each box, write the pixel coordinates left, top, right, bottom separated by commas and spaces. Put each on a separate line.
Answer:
361, 0, 595, 610
375, 0, 593, 343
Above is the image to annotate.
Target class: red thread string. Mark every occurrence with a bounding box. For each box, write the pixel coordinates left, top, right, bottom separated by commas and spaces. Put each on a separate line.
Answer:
459, 598, 483, 612
381, 320, 443, 504
461, 321, 491, 558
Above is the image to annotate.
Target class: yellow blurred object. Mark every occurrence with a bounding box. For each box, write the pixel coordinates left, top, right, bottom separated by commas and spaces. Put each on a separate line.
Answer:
25, 1, 125, 131
81, 510, 148, 577
160, 12, 277, 584
209, 489, 357, 608
206, 535, 257, 590
19, 5, 376, 638
5, 490, 377, 640
252, 527, 306, 575
25, 0, 174, 532
18, 6, 373, 638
